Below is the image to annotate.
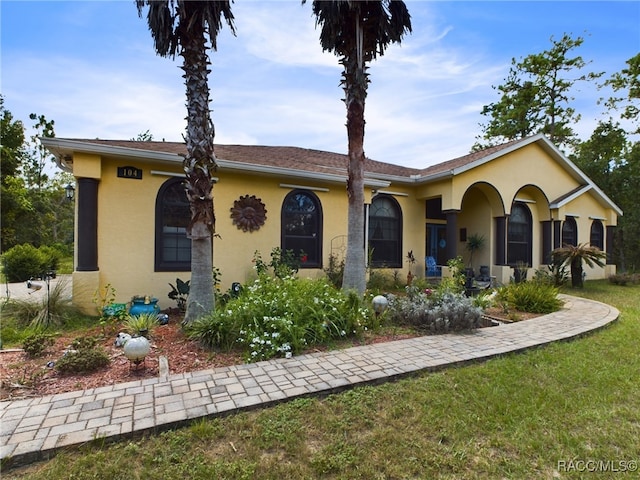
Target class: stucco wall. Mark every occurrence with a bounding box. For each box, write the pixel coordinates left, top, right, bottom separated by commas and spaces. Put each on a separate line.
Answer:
67, 140, 619, 314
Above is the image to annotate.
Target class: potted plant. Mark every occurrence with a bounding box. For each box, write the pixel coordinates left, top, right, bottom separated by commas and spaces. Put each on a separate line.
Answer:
465, 233, 486, 273
465, 233, 485, 288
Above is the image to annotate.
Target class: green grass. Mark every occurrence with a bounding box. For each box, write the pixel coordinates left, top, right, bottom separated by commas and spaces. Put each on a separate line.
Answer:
4, 280, 640, 479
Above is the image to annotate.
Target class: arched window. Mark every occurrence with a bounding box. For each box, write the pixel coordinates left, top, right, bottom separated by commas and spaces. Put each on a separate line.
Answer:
368, 194, 402, 268
590, 220, 604, 250
281, 190, 322, 268
507, 202, 532, 266
155, 178, 190, 271
562, 217, 577, 247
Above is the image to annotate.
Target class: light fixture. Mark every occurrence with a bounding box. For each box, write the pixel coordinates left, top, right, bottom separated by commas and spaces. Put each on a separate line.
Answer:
64, 183, 75, 201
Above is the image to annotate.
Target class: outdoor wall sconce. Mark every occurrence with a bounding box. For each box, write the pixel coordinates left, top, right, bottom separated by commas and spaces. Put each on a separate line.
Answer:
64, 183, 75, 201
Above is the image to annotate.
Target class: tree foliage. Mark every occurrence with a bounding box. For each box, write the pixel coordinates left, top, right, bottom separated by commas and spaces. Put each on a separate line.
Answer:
602, 53, 640, 134
476, 33, 602, 151
573, 53, 640, 271
0, 97, 74, 252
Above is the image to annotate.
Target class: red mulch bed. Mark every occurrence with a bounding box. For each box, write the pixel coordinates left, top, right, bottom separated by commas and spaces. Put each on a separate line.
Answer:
0, 312, 419, 401
1, 309, 536, 401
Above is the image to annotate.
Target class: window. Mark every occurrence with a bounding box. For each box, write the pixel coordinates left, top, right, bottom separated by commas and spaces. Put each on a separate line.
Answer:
368, 194, 402, 267
155, 178, 190, 271
281, 190, 322, 268
562, 217, 577, 247
507, 202, 532, 266
590, 220, 604, 250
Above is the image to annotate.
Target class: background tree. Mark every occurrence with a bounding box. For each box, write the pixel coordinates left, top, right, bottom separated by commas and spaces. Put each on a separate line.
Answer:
476, 33, 601, 151
1, 96, 30, 252
307, 0, 412, 294
24, 113, 55, 191
1, 98, 75, 253
570, 120, 628, 196
131, 129, 155, 141
136, 0, 235, 323
602, 53, 640, 135
572, 53, 640, 272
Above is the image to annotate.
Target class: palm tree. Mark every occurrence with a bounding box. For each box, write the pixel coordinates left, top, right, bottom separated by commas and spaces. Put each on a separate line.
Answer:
551, 243, 607, 288
306, 0, 412, 294
136, 0, 235, 323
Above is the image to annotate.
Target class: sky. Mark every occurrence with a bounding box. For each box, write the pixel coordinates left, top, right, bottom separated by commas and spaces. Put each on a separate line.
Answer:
2, 1, 639, 169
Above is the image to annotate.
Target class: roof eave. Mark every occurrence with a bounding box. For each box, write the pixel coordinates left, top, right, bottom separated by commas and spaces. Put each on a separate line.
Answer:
40, 138, 391, 188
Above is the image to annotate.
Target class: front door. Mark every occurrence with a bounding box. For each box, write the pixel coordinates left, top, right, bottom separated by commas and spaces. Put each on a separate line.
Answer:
426, 224, 447, 273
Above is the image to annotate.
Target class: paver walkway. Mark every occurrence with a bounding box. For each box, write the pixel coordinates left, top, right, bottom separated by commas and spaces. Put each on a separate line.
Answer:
1, 294, 619, 468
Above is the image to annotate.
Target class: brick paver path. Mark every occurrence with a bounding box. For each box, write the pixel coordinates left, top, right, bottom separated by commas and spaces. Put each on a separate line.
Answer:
0, 295, 619, 468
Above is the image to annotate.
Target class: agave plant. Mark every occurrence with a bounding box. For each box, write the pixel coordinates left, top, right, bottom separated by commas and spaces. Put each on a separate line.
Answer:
551, 243, 607, 288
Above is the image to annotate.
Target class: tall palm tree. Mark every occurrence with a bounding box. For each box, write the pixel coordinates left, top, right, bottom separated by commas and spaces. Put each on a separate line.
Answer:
306, 0, 411, 294
136, 0, 235, 323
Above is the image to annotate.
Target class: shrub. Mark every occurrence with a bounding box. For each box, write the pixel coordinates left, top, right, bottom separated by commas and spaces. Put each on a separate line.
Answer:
387, 289, 482, 333
22, 332, 56, 357
367, 270, 403, 292
532, 263, 569, 287
37, 245, 62, 273
55, 335, 110, 374
496, 281, 563, 314
55, 348, 110, 374
324, 254, 344, 288
253, 248, 303, 279
1, 244, 46, 282
188, 276, 375, 361
608, 272, 640, 285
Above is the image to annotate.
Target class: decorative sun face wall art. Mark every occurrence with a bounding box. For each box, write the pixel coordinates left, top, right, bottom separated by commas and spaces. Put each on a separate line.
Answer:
230, 194, 267, 232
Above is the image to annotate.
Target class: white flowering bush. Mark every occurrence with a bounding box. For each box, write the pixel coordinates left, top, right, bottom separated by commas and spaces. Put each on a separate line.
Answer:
188, 275, 376, 362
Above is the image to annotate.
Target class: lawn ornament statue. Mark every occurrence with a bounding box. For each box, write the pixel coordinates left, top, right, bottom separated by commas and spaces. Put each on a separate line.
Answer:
114, 332, 150, 369
114, 332, 132, 347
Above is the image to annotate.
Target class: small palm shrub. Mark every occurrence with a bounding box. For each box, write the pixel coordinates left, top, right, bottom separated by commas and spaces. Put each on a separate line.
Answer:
123, 312, 159, 337
187, 275, 375, 362
496, 281, 563, 314
551, 243, 606, 288
387, 288, 482, 333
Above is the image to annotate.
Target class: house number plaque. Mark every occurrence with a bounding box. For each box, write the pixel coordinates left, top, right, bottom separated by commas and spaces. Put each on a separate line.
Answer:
117, 166, 142, 180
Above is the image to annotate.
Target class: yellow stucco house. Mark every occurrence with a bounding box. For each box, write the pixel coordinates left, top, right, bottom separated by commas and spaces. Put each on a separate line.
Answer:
42, 134, 621, 313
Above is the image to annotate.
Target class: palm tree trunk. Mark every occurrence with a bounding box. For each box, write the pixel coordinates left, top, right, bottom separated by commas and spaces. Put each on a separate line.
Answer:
570, 259, 583, 288
181, 24, 216, 323
341, 69, 367, 295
